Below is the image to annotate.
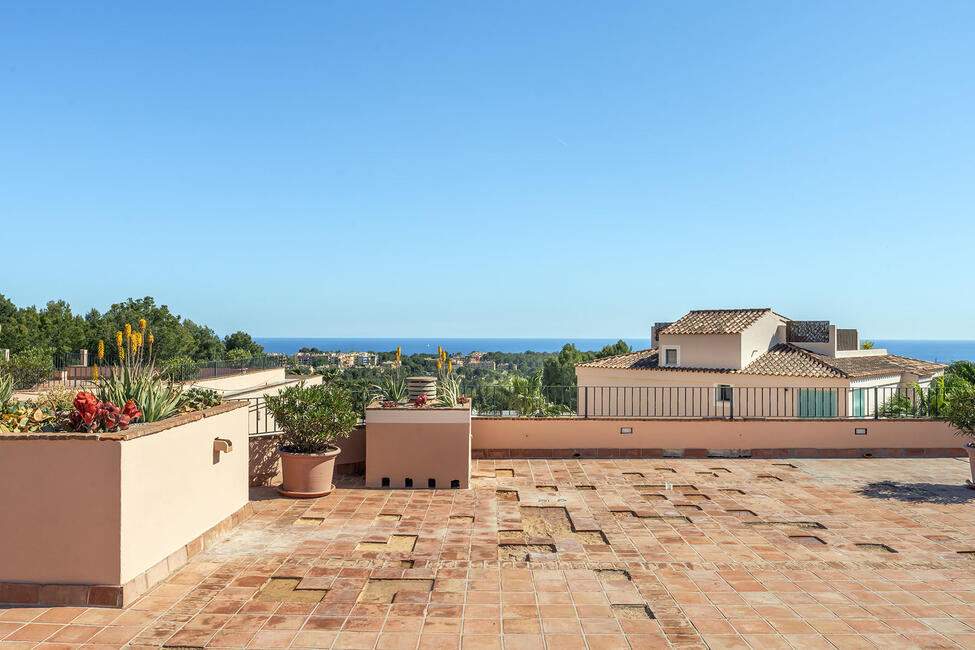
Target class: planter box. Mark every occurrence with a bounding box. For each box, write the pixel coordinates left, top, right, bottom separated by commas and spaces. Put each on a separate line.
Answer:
365, 404, 471, 489
0, 402, 250, 607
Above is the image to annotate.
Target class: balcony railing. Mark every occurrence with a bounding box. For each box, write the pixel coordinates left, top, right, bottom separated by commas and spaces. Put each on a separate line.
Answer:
464, 384, 946, 420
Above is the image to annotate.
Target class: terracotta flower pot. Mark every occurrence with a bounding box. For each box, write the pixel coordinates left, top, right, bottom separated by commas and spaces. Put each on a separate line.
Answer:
277, 447, 341, 498
965, 443, 975, 489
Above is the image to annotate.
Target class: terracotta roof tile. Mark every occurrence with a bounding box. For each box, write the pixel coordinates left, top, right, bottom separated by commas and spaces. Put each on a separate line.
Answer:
739, 344, 845, 378
577, 344, 945, 381
809, 352, 945, 379
660, 308, 775, 335
577, 349, 738, 374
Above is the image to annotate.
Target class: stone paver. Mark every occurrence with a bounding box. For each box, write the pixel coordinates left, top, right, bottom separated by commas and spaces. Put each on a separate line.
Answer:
2, 457, 975, 649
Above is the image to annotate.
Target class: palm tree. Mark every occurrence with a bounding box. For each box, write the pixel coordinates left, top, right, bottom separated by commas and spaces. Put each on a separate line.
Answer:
504, 371, 570, 417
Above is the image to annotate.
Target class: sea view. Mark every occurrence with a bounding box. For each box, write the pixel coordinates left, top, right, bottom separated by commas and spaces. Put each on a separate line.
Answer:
256, 337, 975, 363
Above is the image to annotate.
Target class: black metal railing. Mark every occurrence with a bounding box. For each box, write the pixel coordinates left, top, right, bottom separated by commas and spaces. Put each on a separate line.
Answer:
240, 383, 946, 439
0, 354, 287, 392
464, 384, 948, 420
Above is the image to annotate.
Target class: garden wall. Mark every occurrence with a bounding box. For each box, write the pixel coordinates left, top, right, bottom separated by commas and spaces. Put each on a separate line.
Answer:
0, 402, 250, 607
189, 367, 286, 393
470, 417, 963, 458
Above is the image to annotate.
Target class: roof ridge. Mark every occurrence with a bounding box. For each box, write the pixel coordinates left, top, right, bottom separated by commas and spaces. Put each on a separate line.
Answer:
686, 307, 771, 313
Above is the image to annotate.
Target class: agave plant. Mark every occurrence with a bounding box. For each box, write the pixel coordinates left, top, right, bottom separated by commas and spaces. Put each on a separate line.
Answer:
373, 374, 408, 403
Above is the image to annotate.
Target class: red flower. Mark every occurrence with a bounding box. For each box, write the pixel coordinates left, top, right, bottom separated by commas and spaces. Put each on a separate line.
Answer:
414, 395, 429, 407
122, 400, 142, 421
73, 392, 99, 425
67, 393, 140, 433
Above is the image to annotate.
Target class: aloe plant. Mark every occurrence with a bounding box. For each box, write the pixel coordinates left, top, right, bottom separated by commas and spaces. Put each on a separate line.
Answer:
97, 362, 183, 423
373, 374, 408, 403
436, 373, 461, 407
0, 372, 12, 406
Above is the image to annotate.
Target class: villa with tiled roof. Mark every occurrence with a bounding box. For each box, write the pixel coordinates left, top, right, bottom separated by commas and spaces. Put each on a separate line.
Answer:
575, 308, 945, 417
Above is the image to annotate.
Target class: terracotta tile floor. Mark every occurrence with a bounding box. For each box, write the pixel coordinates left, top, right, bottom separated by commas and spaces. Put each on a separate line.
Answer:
3, 458, 975, 649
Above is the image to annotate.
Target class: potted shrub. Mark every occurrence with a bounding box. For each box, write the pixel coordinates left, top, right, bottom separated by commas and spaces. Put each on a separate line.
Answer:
264, 381, 358, 497
944, 386, 975, 488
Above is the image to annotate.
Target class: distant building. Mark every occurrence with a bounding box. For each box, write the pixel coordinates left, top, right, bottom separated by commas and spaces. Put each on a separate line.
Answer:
576, 308, 944, 418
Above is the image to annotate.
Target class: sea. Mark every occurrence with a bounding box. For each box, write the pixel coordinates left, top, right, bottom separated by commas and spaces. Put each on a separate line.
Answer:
255, 337, 975, 363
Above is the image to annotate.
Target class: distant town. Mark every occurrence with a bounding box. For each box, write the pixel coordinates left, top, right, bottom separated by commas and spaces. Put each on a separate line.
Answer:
285, 349, 516, 372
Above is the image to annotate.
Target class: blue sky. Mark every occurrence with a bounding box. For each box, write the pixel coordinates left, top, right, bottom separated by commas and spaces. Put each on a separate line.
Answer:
2, 2, 973, 339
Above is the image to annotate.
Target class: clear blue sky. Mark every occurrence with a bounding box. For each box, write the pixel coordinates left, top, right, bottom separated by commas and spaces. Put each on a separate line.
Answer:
2, 2, 973, 339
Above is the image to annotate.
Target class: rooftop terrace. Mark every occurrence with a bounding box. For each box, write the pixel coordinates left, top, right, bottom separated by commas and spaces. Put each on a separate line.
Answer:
2, 457, 974, 649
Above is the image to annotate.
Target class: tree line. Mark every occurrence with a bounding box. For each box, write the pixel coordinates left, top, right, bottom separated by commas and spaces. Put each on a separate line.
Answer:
0, 295, 264, 362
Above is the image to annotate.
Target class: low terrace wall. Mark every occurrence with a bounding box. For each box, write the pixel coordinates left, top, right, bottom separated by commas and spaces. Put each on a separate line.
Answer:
470, 417, 964, 458
0, 403, 250, 607
189, 367, 286, 393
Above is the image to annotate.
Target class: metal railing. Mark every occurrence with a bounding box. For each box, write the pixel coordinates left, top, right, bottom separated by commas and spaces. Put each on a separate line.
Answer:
162, 355, 286, 383
247, 389, 373, 436
466, 384, 947, 420
242, 384, 948, 432
0, 354, 286, 392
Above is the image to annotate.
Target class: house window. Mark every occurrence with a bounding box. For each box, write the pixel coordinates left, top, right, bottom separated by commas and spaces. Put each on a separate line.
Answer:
717, 385, 732, 403
663, 347, 679, 366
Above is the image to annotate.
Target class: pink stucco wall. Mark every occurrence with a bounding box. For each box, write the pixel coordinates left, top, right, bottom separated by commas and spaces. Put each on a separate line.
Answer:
0, 440, 122, 584
470, 417, 961, 452
0, 405, 248, 587
365, 406, 471, 489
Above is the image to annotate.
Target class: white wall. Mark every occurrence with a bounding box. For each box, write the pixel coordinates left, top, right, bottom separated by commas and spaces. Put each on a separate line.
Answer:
119, 407, 248, 583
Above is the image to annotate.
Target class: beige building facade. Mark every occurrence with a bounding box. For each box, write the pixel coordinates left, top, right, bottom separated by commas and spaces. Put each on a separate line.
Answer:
576, 308, 945, 418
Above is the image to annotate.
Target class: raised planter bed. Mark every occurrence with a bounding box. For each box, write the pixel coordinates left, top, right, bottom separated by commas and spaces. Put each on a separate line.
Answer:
365, 402, 471, 489
0, 401, 250, 607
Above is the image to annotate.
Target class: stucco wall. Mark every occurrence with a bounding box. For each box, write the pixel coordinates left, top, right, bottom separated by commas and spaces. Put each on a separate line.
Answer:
119, 406, 248, 583
365, 407, 471, 489
189, 367, 286, 392
656, 333, 741, 370
229, 374, 322, 400
739, 312, 788, 367
0, 440, 122, 584
0, 404, 249, 588
470, 417, 961, 451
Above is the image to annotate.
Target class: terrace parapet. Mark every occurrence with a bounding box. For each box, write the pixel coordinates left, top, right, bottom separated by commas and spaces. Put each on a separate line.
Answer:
0, 401, 250, 607
364, 400, 472, 489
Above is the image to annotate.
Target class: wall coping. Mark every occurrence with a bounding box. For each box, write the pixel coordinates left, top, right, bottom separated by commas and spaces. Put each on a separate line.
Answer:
471, 416, 948, 423
0, 400, 249, 442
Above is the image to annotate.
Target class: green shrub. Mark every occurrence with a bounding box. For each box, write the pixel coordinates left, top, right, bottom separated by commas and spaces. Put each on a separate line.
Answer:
264, 382, 358, 454
226, 348, 252, 361
945, 386, 975, 443
0, 346, 55, 389
159, 356, 200, 382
